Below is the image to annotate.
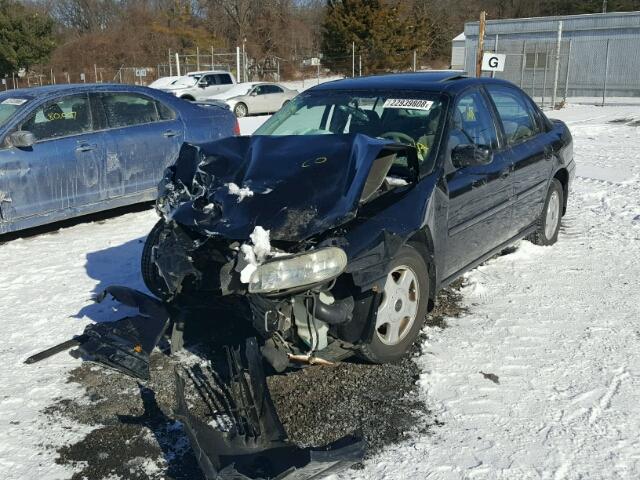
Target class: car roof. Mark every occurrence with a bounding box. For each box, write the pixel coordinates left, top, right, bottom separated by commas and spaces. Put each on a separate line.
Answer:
308, 72, 517, 95
0, 83, 162, 102
187, 70, 232, 76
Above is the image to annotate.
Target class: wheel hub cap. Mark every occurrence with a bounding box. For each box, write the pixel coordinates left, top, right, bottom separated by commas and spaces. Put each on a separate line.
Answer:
375, 265, 420, 345
545, 191, 560, 240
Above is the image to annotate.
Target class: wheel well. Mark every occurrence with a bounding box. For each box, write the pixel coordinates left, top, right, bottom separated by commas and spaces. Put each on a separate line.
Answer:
180, 95, 195, 101
407, 229, 437, 312
554, 168, 569, 215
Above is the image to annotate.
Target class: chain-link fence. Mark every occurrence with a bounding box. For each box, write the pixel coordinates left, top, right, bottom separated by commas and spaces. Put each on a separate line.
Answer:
467, 33, 640, 108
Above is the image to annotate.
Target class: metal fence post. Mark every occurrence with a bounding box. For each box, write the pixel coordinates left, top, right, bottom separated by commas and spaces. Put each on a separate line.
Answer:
564, 39, 572, 102
492, 34, 499, 78
602, 38, 610, 106
520, 40, 527, 89
542, 45, 549, 107
532, 43, 538, 100
552, 21, 563, 109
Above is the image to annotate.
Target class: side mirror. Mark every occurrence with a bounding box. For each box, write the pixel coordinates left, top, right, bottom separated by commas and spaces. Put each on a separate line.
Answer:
451, 144, 492, 168
250, 91, 257, 96
9, 131, 36, 148
198, 82, 207, 88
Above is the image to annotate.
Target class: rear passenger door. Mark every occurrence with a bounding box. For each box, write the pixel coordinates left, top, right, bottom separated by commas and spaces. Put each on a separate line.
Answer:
261, 85, 285, 112
95, 92, 184, 198
444, 88, 514, 279
485, 85, 552, 237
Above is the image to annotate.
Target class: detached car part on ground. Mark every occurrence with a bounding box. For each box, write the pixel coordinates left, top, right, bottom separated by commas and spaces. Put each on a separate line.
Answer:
27, 73, 574, 480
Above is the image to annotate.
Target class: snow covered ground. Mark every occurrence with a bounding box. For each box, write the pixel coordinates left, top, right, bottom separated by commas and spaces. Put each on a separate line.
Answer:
347, 105, 640, 479
0, 104, 639, 479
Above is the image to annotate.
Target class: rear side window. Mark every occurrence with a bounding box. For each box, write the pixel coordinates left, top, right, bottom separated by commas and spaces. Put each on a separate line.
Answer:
215, 74, 233, 85
22, 94, 92, 141
99, 93, 160, 128
486, 86, 540, 145
262, 85, 283, 94
156, 100, 176, 121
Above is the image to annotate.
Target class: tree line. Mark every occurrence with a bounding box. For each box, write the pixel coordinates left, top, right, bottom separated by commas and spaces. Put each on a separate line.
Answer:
1, 0, 639, 82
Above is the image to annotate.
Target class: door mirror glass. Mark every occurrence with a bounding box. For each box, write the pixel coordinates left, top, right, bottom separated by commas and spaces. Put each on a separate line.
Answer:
250, 90, 258, 96
452, 144, 492, 168
9, 130, 36, 148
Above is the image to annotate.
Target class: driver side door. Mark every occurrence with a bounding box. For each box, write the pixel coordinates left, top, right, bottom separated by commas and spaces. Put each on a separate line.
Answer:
443, 89, 514, 279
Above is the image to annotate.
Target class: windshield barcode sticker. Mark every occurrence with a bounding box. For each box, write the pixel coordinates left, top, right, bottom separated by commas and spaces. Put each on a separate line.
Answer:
1, 98, 28, 106
383, 99, 434, 110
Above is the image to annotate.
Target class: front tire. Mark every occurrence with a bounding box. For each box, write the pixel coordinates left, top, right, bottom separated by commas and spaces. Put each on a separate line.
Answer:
234, 102, 248, 118
358, 244, 429, 363
529, 178, 563, 246
141, 220, 171, 300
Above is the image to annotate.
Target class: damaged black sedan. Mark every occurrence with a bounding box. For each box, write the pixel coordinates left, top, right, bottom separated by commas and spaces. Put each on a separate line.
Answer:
28, 72, 574, 480
144, 72, 574, 366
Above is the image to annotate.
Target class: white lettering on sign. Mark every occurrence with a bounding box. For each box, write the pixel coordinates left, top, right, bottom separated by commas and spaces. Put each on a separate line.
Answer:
383, 99, 434, 110
482, 53, 506, 72
1, 98, 28, 106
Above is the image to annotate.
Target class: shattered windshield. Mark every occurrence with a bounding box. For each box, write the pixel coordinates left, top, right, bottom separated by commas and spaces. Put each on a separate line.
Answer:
254, 91, 445, 162
0, 98, 29, 129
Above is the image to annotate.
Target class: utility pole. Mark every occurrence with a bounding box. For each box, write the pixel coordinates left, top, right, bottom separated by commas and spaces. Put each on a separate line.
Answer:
352, 41, 355, 77
236, 46, 241, 82
476, 11, 486, 78
551, 21, 563, 109
175, 52, 181, 76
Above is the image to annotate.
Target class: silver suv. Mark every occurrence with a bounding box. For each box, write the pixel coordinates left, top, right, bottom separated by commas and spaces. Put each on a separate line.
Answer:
160, 70, 237, 101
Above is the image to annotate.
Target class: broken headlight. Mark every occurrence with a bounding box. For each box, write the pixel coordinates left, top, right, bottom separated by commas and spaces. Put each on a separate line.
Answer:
248, 247, 348, 294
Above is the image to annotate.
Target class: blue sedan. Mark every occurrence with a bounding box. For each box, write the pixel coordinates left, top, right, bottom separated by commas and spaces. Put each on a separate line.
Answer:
0, 84, 238, 234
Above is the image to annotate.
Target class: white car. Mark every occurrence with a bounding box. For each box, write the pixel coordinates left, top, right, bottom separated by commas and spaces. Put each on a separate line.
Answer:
147, 76, 181, 89
160, 70, 237, 101
206, 82, 298, 117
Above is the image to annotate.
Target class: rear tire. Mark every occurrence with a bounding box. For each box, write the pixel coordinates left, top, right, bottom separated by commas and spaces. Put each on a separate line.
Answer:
234, 102, 248, 118
141, 220, 171, 300
358, 244, 429, 363
529, 178, 563, 246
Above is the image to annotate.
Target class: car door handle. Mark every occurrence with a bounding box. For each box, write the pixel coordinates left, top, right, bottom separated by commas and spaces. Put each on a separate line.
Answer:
499, 169, 510, 179
162, 129, 178, 138
76, 143, 97, 152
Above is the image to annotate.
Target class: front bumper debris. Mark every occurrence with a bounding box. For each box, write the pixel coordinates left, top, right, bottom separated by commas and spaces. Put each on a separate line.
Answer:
175, 337, 365, 480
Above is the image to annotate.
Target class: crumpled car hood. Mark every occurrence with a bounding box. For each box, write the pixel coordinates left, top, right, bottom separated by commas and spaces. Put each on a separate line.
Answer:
159, 133, 401, 241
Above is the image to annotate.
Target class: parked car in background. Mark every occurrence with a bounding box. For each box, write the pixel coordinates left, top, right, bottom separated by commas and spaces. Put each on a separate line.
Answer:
0, 84, 238, 234
147, 76, 181, 89
206, 82, 298, 117
159, 70, 237, 101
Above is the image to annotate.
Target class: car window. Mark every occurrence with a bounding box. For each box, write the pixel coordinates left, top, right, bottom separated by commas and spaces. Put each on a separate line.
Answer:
0, 98, 30, 129
156, 100, 176, 121
449, 90, 498, 150
99, 93, 160, 128
22, 94, 92, 141
486, 86, 540, 145
215, 74, 233, 85
263, 85, 283, 94
254, 85, 268, 95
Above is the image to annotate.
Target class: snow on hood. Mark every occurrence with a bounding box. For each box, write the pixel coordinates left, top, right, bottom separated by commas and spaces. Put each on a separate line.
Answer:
157, 134, 406, 242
